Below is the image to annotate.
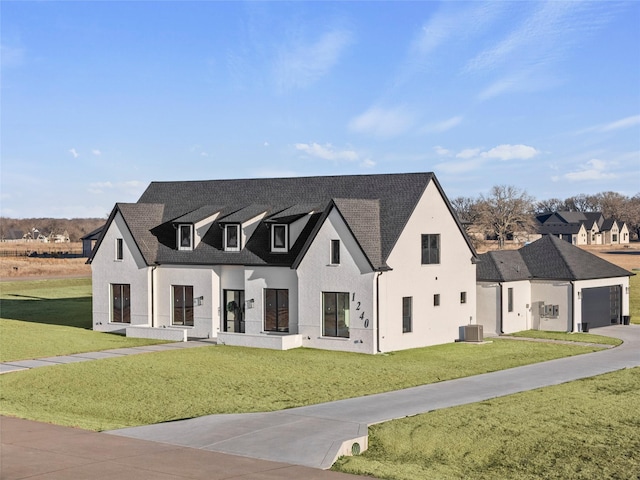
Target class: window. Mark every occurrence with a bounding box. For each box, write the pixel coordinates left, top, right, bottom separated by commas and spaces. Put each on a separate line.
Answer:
264, 289, 289, 332
115, 238, 123, 261
173, 285, 194, 326
111, 284, 130, 323
323, 292, 350, 338
225, 224, 240, 251
612, 233, 618, 242
507, 287, 514, 312
421, 234, 440, 264
178, 225, 193, 250
330, 239, 340, 265
460, 291, 467, 304
272, 224, 288, 252
434, 294, 440, 306
402, 297, 412, 333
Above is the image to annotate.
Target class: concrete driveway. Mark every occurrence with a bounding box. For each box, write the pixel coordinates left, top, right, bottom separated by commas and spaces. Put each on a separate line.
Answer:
109, 325, 640, 469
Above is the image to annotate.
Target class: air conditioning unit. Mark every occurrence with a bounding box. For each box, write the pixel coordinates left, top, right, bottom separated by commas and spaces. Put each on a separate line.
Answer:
464, 324, 483, 342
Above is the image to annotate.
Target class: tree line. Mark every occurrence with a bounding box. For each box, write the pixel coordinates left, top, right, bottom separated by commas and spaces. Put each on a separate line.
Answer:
0, 217, 105, 243
451, 187, 640, 248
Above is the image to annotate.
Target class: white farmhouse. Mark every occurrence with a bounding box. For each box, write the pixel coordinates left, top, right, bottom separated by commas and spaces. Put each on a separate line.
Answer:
89, 173, 478, 353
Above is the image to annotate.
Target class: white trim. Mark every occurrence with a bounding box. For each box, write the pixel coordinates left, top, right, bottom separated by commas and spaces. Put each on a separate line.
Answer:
224, 224, 241, 252
271, 224, 289, 252
178, 224, 193, 251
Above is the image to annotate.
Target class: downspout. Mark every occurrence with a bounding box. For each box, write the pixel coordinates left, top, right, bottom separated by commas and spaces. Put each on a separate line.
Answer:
569, 281, 575, 332
151, 266, 157, 328
498, 283, 504, 335
376, 271, 383, 353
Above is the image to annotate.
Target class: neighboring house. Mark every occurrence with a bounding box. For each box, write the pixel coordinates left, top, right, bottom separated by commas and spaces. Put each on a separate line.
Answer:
1, 229, 24, 242
476, 235, 633, 335
535, 211, 629, 245
89, 173, 478, 354
81, 225, 105, 257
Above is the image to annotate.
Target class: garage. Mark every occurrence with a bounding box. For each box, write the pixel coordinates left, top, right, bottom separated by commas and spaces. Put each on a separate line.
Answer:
581, 285, 621, 329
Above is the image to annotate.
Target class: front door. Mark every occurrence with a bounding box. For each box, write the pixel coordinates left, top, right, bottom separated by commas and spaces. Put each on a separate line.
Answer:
223, 290, 245, 333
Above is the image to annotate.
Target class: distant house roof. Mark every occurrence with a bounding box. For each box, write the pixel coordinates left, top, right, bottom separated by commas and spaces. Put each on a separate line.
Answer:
81, 225, 105, 241
478, 235, 633, 282
90, 173, 477, 271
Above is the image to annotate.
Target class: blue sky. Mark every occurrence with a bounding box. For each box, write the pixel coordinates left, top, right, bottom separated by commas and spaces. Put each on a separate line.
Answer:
2, 1, 639, 219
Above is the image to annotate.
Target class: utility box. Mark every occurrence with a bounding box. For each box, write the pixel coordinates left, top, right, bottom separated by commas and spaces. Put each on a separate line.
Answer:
464, 324, 483, 342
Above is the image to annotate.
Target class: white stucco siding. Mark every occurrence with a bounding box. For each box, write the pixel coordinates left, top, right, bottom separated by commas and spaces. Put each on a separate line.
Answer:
154, 265, 216, 338
91, 212, 151, 333
297, 208, 375, 354
381, 181, 476, 351
500, 280, 531, 334
476, 283, 500, 336
530, 281, 572, 332
243, 266, 299, 335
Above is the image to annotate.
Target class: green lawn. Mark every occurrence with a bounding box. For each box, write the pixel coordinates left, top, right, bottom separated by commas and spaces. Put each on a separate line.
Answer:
0, 279, 165, 362
0, 340, 605, 431
508, 330, 622, 346
334, 367, 640, 480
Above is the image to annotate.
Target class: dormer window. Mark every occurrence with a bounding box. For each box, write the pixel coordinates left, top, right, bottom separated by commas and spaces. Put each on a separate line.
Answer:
225, 224, 240, 251
271, 224, 288, 252
178, 224, 193, 250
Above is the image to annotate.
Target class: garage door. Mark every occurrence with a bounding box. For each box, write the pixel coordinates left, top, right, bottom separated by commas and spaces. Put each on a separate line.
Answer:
581, 286, 621, 329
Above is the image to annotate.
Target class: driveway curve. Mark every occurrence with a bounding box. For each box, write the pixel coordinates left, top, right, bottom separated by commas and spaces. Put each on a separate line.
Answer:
109, 325, 640, 470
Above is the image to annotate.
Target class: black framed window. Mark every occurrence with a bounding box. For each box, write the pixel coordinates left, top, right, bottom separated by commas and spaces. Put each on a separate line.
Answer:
460, 291, 467, 304
323, 292, 350, 338
111, 284, 130, 323
402, 297, 412, 333
331, 239, 340, 265
434, 293, 440, 306
265, 289, 289, 332
173, 285, 194, 326
507, 288, 513, 312
225, 224, 240, 251
115, 238, 123, 260
272, 224, 287, 251
178, 225, 193, 250
421, 234, 440, 264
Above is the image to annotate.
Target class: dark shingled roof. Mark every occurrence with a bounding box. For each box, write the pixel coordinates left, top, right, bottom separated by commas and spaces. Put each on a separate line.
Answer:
92, 173, 475, 269
476, 250, 531, 282
477, 235, 632, 282
172, 205, 222, 224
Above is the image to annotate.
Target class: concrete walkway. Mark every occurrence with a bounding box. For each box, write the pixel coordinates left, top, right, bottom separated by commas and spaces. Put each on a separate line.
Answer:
109, 325, 640, 469
1, 416, 367, 480
0, 340, 215, 374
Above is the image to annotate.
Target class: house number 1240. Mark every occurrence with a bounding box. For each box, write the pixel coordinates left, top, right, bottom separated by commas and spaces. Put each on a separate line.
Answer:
352, 293, 369, 328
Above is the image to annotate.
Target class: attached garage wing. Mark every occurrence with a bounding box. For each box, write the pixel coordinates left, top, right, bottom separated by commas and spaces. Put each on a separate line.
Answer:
581, 286, 621, 329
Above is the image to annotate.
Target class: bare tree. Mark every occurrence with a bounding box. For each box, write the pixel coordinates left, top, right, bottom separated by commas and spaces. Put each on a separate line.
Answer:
563, 194, 599, 212
623, 193, 640, 240
477, 185, 535, 249
534, 198, 564, 214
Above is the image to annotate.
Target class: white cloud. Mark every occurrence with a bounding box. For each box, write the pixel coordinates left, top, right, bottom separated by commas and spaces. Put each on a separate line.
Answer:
563, 159, 617, 182
92, 149, 101, 156
295, 142, 375, 168
578, 115, 640, 134
434, 146, 451, 156
348, 106, 415, 138
69, 148, 79, 158
422, 116, 463, 134
88, 180, 145, 195
481, 144, 539, 161
274, 29, 352, 92
263, 142, 270, 147
435, 157, 485, 174
456, 148, 482, 159
600, 115, 640, 132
